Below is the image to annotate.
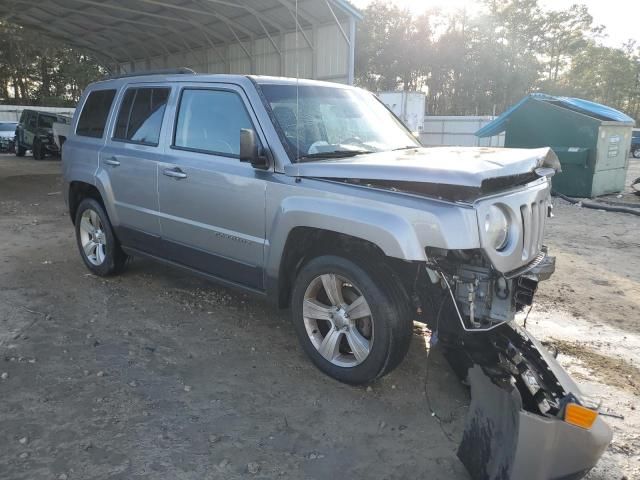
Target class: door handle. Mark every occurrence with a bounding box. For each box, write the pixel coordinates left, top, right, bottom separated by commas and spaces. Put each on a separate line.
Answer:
163, 167, 188, 179
104, 157, 120, 167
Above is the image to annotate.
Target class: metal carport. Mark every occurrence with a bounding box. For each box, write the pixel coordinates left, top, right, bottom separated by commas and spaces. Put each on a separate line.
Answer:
2, 0, 362, 84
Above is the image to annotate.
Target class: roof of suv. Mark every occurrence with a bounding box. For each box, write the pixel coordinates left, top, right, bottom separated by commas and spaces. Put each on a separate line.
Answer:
90, 73, 353, 90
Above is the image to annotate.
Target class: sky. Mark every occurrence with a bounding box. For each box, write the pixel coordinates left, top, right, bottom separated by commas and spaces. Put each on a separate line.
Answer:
350, 0, 639, 48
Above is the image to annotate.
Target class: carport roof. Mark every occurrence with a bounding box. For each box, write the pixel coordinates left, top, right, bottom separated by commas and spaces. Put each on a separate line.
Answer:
4, 0, 362, 66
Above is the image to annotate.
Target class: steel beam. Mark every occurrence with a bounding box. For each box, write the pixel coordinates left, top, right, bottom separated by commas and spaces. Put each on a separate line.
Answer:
324, 0, 350, 45
12, 0, 188, 57
10, 13, 120, 65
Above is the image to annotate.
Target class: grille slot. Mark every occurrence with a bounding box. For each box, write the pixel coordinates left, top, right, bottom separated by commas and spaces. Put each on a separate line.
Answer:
520, 200, 546, 261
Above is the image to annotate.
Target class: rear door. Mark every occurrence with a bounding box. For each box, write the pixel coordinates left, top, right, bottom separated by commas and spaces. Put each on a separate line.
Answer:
157, 83, 268, 290
98, 84, 171, 247
63, 88, 117, 202
24, 111, 37, 148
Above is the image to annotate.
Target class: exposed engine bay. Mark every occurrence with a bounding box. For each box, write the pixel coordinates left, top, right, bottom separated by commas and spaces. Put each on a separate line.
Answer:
411, 248, 611, 480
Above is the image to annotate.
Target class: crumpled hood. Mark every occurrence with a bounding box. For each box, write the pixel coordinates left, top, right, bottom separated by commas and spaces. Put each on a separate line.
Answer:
284, 147, 560, 201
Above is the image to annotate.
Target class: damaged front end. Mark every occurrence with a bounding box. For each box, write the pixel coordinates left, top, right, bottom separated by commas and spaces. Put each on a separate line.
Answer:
417, 247, 612, 480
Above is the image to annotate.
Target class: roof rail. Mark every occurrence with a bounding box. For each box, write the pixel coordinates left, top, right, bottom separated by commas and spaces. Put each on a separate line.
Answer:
103, 67, 196, 80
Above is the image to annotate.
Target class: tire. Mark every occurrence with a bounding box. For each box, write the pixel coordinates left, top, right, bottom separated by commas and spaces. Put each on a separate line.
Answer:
74, 198, 128, 276
291, 254, 412, 384
32, 138, 45, 160
15, 143, 25, 157
633, 147, 640, 159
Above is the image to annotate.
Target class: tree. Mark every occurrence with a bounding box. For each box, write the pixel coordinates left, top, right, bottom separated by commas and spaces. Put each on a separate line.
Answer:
354, 0, 639, 122
0, 21, 107, 106
539, 5, 593, 88
355, 1, 432, 91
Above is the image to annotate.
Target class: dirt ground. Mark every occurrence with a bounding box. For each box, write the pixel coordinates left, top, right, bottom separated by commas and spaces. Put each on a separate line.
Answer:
0, 154, 638, 480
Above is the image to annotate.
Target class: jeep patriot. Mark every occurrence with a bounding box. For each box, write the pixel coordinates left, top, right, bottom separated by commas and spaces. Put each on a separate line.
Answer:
63, 71, 611, 479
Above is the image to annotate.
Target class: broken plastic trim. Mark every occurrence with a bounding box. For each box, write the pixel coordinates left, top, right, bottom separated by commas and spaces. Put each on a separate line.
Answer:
458, 365, 521, 480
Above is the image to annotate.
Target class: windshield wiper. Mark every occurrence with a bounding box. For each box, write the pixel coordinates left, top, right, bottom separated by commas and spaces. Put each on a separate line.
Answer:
392, 145, 420, 151
297, 149, 375, 161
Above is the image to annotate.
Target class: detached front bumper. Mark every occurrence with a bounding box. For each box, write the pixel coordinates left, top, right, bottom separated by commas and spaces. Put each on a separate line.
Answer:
456, 326, 612, 480
511, 330, 611, 480
513, 411, 611, 480
427, 245, 610, 479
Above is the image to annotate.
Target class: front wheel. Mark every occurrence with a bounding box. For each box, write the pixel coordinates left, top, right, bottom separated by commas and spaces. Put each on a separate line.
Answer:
633, 147, 640, 159
291, 255, 412, 384
74, 198, 128, 276
15, 143, 25, 157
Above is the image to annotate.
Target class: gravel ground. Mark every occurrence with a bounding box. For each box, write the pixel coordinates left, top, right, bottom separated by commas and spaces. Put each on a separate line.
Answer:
0, 154, 638, 479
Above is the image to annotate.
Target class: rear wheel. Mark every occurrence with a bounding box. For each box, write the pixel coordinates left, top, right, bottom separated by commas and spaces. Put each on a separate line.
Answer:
32, 138, 45, 160
74, 198, 128, 276
291, 255, 412, 384
633, 147, 640, 159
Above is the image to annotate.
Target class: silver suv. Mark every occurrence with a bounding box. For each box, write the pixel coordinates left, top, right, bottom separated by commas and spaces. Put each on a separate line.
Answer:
63, 71, 609, 478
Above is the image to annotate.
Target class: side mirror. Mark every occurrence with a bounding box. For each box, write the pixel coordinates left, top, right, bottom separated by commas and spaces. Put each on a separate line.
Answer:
239, 128, 268, 169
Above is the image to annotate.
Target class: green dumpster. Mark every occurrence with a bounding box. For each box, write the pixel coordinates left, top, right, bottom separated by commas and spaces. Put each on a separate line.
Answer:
476, 94, 636, 198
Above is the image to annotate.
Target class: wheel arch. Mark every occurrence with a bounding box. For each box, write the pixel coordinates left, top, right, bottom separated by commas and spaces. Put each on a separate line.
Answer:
265, 197, 431, 308
270, 226, 420, 309
67, 181, 105, 224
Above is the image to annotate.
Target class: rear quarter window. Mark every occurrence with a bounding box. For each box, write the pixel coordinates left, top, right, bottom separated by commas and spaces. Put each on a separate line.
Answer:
76, 89, 117, 138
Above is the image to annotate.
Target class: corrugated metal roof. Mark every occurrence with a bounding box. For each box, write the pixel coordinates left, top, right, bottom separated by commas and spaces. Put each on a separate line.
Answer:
4, 0, 361, 65
476, 93, 635, 138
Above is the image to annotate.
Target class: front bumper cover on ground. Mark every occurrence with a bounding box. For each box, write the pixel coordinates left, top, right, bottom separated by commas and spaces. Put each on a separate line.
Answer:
456, 328, 612, 480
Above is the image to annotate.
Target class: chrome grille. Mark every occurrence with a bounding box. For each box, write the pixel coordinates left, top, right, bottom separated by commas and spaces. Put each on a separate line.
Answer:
520, 200, 547, 261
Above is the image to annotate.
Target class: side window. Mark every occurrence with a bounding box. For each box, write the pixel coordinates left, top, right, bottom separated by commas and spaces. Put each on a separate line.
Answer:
173, 89, 253, 157
76, 89, 116, 138
113, 87, 169, 146
38, 115, 55, 129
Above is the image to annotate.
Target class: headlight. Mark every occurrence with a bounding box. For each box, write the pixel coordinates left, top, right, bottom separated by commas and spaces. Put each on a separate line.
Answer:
484, 205, 510, 250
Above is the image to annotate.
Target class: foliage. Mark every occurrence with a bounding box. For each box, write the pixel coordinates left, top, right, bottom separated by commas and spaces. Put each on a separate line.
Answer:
0, 22, 107, 106
355, 0, 640, 121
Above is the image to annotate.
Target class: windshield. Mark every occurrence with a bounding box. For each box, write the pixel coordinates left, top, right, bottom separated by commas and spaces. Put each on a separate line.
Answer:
38, 115, 56, 129
259, 84, 420, 162
0, 123, 16, 132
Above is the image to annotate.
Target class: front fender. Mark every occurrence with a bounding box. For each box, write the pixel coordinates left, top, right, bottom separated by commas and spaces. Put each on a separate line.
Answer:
265, 193, 480, 282
266, 196, 427, 277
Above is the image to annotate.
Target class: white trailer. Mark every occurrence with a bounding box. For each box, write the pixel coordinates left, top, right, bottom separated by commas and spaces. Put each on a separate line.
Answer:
378, 92, 426, 133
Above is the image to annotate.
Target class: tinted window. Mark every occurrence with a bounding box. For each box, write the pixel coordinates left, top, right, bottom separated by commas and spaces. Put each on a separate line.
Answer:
174, 89, 252, 156
76, 89, 116, 138
38, 114, 56, 129
0, 123, 16, 131
114, 87, 169, 145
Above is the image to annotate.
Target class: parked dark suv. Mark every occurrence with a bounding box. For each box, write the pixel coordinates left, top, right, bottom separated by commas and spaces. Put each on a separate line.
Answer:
15, 109, 68, 159
0, 121, 18, 153
632, 129, 640, 158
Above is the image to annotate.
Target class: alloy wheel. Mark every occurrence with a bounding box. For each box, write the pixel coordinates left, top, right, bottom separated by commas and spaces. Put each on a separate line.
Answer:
79, 209, 107, 266
302, 273, 374, 367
